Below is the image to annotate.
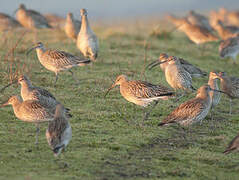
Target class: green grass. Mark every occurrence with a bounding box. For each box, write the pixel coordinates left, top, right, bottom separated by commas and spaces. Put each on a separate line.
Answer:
0, 21, 239, 180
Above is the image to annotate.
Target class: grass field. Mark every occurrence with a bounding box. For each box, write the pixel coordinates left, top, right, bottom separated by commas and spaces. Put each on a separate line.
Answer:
0, 19, 239, 180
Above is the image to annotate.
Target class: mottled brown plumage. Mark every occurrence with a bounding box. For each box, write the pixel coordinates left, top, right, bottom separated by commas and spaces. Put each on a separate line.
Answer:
18, 75, 72, 117
158, 56, 195, 92
159, 85, 213, 126
46, 104, 72, 156
105, 75, 174, 107
223, 133, 239, 154
219, 36, 239, 63
212, 20, 239, 40
187, 10, 213, 32
167, 15, 218, 44
147, 53, 207, 78
0, 95, 55, 144
214, 72, 239, 114
27, 42, 91, 85
105, 74, 174, 121
16, 4, 51, 29
64, 13, 81, 40
0, 12, 22, 31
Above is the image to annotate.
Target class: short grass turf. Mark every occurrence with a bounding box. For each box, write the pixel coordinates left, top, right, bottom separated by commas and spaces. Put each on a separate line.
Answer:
0, 20, 239, 180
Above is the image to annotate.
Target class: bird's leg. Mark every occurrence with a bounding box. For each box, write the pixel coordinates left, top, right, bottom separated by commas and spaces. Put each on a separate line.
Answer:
35, 123, 40, 146
210, 106, 214, 120
69, 70, 80, 85
143, 101, 159, 121
54, 73, 58, 87
229, 98, 232, 115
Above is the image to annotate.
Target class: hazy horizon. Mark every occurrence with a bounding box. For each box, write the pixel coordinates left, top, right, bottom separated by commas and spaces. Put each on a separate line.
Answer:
1, 0, 239, 21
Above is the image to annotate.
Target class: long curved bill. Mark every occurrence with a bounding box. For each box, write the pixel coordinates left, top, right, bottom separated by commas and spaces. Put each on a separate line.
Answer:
210, 88, 226, 94
104, 84, 116, 98
26, 46, 38, 56
0, 101, 9, 108
0, 80, 18, 93
146, 60, 167, 70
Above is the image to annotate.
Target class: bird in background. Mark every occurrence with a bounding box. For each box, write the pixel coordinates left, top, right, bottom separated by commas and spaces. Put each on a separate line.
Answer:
27, 42, 91, 86
77, 9, 99, 61
15, 3, 51, 29
64, 12, 81, 41
46, 104, 72, 157
219, 36, 239, 64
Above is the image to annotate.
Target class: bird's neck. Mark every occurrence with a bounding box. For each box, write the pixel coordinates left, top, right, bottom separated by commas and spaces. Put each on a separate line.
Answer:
36, 47, 46, 58
81, 15, 92, 33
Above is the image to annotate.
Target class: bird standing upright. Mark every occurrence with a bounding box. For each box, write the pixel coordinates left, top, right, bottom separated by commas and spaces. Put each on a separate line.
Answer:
77, 9, 98, 61
27, 42, 91, 86
105, 75, 174, 121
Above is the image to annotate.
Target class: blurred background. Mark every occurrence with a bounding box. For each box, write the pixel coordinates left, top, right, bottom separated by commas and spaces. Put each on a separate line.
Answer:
1, 0, 239, 21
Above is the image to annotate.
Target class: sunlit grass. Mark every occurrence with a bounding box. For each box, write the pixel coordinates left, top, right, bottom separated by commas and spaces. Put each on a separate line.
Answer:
0, 20, 239, 179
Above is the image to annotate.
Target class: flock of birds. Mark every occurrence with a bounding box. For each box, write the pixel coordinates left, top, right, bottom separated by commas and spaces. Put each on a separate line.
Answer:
1, 4, 239, 156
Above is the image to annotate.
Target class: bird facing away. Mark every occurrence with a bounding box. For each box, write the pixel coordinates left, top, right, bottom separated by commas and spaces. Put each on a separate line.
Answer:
147, 53, 207, 78
27, 42, 91, 85
105, 75, 174, 120
187, 10, 213, 32
18, 75, 72, 118
167, 15, 218, 44
64, 13, 81, 41
0, 95, 54, 144
223, 133, 239, 154
15, 4, 51, 29
219, 36, 239, 63
156, 56, 195, 93
46, 104, 72, 157
212, 20, 239, 40
0, 13, 22, 31
214, 72, 239, 114
208, 72, 221, 120
77, 9, 99, 61
159, 85, 222, 126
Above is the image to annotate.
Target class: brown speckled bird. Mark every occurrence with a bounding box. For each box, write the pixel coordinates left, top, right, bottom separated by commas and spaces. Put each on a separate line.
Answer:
15, 4, 51, 29
0, 12, 22, 31
0, 95, 54, 144
219, 36, 239, 63
27, 42, 91, 85
159, 85, 223, 126
64, 12, 81, 41
212, 20, 239, 40
18, 75, 71, 117
167, 15, 218, 44
105, 74, 174, 120
223, 133, 239, 154
214, 72, 239, 114
187, 10, 213, 32
147, 53, 207, 78
155, 56, 195, 95
46, 104, 72, 157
